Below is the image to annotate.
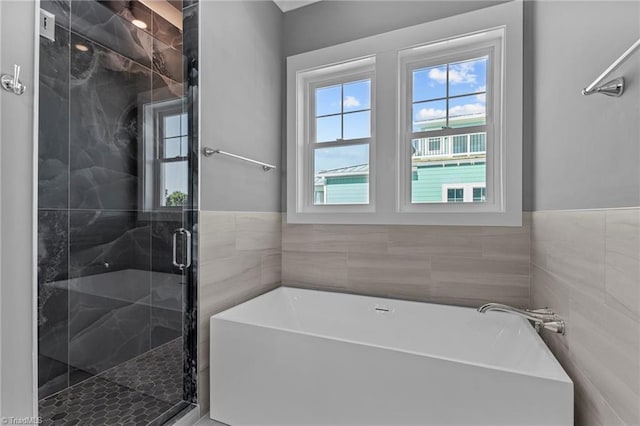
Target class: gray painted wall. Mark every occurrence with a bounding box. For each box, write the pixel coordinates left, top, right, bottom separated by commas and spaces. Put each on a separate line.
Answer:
0, 1, 3, 415
281, 0, 528, 211
530, 0, 640, 211
283, 0, 506, 57
284, 0, 640, 212
0, 0, 36, 417
200, 0, 283, 212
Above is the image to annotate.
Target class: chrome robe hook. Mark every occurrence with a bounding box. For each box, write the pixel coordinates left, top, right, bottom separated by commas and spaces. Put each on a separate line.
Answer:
1, 64, 26, 95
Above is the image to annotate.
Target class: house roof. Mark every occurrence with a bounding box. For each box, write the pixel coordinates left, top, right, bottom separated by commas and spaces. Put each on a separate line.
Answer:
315, 164, 369, 185
317, 164, 369, 175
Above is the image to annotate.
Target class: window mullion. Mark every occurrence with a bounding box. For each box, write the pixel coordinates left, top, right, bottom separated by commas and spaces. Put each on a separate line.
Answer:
340, 84, 344, 140
445, 64, 450, 128
310, 139, 371, 150
159, 156, 189, 164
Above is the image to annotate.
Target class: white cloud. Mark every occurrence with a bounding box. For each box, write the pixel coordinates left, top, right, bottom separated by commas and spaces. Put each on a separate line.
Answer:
427, 68, 448, 84
449, 103, 485, 116
416, 108, 446, 121
343, 96, 361, 108
427, 62, 478, 85
415, 103, 485, 121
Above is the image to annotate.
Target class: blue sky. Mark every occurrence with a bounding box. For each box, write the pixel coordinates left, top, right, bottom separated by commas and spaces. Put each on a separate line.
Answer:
314, 80, 371, 172
312, 58, 487, 174
316, 80, 371, 143
315, 144, 369, 174
413, 57, 487, 130
315, 80, 371, 173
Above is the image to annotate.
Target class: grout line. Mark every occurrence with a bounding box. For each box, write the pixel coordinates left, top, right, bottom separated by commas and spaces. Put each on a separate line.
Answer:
531, 206, 640, 213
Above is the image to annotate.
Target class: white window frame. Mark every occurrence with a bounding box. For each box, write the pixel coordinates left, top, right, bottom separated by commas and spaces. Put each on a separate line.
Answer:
287, 0, 522, 226
399, 34, 501, 214
301, 58, 376, 212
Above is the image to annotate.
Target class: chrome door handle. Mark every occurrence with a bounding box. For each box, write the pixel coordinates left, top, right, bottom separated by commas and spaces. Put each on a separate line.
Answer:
172, 228, 192, 270
184, 228, 192, 269
172, 229, 182, 270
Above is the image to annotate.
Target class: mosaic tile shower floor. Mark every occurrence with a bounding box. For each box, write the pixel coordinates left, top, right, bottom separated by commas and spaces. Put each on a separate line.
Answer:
39, 338, 184, 426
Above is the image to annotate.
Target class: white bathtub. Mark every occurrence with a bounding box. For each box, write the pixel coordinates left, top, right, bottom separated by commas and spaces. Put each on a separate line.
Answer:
210, 287, 573, 425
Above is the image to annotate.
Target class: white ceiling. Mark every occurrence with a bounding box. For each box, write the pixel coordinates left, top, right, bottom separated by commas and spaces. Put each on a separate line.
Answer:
273, 0, 321, 12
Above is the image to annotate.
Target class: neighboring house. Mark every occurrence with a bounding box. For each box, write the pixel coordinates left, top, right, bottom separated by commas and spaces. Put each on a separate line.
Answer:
314, 164, 369, 205
315, 114, 487, 204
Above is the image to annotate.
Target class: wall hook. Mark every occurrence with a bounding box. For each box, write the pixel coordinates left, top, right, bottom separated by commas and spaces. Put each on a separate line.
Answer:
1, 64, 26, 95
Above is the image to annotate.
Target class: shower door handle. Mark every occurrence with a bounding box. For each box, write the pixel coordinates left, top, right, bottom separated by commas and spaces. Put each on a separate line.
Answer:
172, 228, 192, 271
184, 228, 192, 269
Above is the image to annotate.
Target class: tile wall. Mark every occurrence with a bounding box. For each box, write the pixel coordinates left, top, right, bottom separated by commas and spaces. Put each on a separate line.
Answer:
281, 214, 531, 307
531, 209, 640, 425
197, 211, 282, 414
199, 212, 532, 416
200, 209, 640, 425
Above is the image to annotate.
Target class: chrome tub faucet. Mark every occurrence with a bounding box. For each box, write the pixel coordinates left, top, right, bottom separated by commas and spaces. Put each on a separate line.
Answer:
478, 303, 566, 335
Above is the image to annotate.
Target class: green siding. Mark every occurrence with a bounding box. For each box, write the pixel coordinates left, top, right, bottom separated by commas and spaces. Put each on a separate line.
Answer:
326, 176, 368, 185
411, 162, 485, 203
325, 176, 369, 204
317, 163, 485, 204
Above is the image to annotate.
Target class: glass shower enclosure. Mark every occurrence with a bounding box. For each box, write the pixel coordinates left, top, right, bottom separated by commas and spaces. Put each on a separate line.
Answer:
36, 0, 198, 423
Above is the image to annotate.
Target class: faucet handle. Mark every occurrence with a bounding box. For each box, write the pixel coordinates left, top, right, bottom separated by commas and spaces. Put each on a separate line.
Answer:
542, 321, 565, 335
529, 307, 553, 314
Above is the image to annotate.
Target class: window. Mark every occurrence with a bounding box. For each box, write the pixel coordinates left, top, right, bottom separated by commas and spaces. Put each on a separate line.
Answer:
296, 57, 375, 210
442, 183, 485, 203
158, 110, 189, 208
399, 30, 503, 212
287, 1, 522, 226
473, 187, 486, 202
447, 188, 464, 203
142, 98, 189, 211
315, 79, 371, 143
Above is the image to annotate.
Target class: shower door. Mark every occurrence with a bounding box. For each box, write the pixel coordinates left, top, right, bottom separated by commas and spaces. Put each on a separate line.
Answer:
36, 0, 199, 423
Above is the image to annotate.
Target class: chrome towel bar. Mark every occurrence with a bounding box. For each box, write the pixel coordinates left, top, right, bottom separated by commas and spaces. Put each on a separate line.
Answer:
202, 147, 276, 171
582, 37, 640, 97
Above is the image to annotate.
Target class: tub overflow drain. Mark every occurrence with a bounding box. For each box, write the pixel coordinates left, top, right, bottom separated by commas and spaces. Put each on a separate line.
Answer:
374, 304, 391, 313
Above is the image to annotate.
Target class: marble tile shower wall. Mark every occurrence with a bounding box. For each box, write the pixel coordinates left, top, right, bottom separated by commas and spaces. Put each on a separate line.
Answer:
531, 209, 640, 425
37, 0, 189, 399
281, 214, 531, 307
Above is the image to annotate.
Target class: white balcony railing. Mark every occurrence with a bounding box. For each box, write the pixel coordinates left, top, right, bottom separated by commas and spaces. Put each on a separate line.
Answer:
412, 133, 486, 159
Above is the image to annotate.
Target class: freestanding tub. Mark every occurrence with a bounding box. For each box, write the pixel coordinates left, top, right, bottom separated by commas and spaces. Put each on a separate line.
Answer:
210, 287, 573, 425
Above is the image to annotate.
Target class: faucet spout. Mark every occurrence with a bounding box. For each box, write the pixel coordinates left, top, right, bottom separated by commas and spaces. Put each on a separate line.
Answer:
477, 303, 565, 334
